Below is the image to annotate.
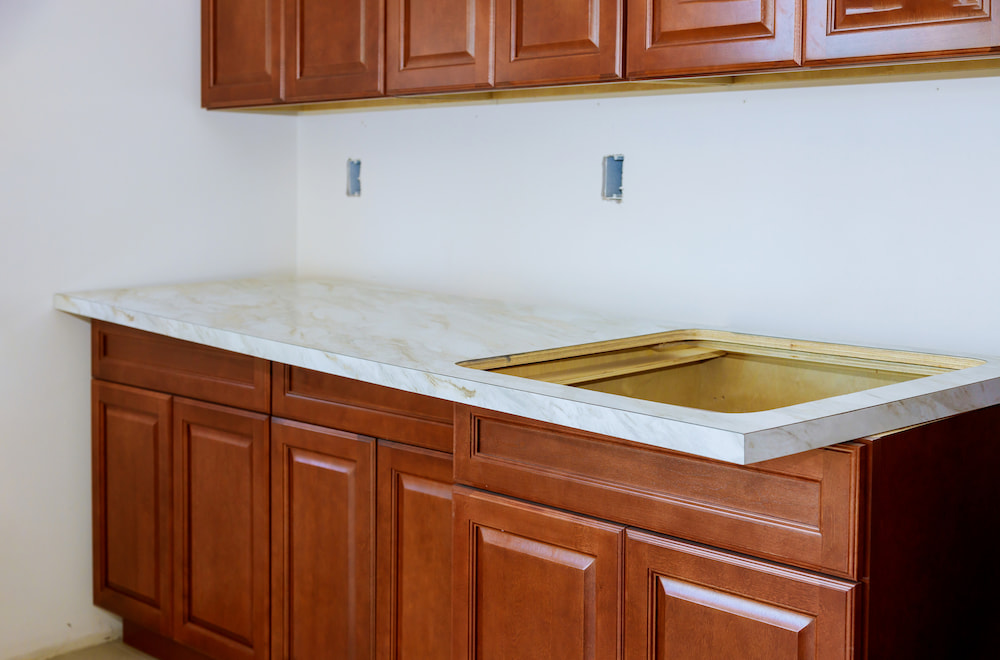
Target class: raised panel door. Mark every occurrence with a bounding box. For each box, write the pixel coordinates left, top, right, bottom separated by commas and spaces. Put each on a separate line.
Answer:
453, 488, 623, 660
376, 441, 454, 660
173, 399, 270, 660
495, 0, 623, 86
626, 0, 800, 77
805, 0, 1000, 62
284, 0, 385, 101
271, 418, 375, 659
92, 381, 172, 634
625, 530, 859, 659
386, 0, 494, 93
202, 0, 282, 108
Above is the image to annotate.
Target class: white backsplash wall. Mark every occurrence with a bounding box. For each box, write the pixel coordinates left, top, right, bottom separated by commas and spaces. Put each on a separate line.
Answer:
0, 2, 296, 658
297, 74, 1000, 358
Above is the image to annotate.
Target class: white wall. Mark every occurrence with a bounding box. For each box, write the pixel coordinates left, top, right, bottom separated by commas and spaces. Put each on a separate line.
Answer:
0, 2, 296, 658
297, 74, 1000, 357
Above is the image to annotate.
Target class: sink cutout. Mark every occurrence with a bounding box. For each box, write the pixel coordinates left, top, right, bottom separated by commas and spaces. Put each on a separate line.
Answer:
458, 330, 983, 413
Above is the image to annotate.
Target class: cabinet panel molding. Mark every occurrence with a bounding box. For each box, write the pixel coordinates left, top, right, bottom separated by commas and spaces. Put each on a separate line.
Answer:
495, 0, 623, 86
453, 487, 622, 660
284, 0, 385, 101
805, 0, 1000, 62
93, 381, 173, 634
173, 399, 270, 660
625, 530, 858, 659
376, 441, 454, 660
202, 0, 282, 107
387, 0, 495, 93
271, 418, 375, 659
627, 0, 800, 76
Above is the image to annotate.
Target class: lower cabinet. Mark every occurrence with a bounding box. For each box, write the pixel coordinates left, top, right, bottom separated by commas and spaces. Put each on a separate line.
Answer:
453, 488, 623, 660
172, 399, 270, 660
625, 530, 858, 660
453, 487, 859, 660
270, 418, 375, 659
93, 381, 270, 660
376, 441, 454, 660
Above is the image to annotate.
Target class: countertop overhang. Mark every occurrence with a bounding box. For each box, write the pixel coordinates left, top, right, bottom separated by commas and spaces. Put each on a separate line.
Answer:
54, 277, 1000, 464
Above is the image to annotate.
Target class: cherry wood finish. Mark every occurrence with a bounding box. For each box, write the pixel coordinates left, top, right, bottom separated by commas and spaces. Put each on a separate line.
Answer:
202, 0, 282, 108
124, 621, 216, 660
284, 0, 385, 101
455, 406, 865, 579
272, 364, 454, 453
494, 0, 623, 86
627, 0, 801, 77
453, 487, 623, 660
376, 441, 454, 660
386, 0, 495, 94
805, 0, 1000, 63
92, 381, 173, 635
625, 529, 859, 659
93, 322, 270, 413
172, 399, 270, 660
862, 404, 1000, 658
270, 418, 376, 659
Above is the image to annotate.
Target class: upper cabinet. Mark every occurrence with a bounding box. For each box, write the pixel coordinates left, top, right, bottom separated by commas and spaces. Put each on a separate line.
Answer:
203, 0, 1000, 108
284, 0, 385, 101
385, 0, 494, 94
202, 0, 282, 107
494, 0, 623, 87
804, 0, 1000, 63
385, 0, 623, 94
626, 0, 801, 77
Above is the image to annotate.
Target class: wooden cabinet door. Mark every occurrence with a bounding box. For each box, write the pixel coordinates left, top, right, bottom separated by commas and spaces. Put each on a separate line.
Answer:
494, 0, 623, 87
92, 381, 173, 635
284, 0, 385, 102
627, 0, 800, 77
453, 488, 623, 660
805, 0, 1000, 63
625, 529, 859, 660
376, 442, 454, 660
386, 0, 494, 94
173, 399, 270, 660
271, 418, 375, 659
202, 0, 282, 108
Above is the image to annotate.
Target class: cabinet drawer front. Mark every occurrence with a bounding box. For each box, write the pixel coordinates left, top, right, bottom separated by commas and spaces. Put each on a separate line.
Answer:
626, 530, 859, 659
272, 364, 454, 453
455, 406, 865, 579
92, 322, 270, 413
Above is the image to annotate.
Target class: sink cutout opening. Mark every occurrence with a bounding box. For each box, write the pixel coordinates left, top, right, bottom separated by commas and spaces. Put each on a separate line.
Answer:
458, 330, 983, 414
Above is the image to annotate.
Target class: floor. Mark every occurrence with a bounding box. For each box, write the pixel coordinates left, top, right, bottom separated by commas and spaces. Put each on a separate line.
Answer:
49, 642, 153, 660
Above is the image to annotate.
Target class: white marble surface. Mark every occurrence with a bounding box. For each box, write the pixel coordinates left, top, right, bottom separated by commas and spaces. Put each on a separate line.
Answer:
54, 277, 1000, 464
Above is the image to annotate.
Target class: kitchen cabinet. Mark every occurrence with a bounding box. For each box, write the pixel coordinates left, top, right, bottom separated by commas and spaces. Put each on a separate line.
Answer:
452, 488, 623, 660
270, 418, 375, 659
283, 0, 385, 102
92, 322, 455, 660
172, 399, 270, 660
386, 0, 623, 94
92, 381, 172, 635
626, 0, 801, 78
88, 319, 1000, 659
92, 322, 272, 660
454, 403, 1000, 657
625, 530, 856, 659
804, 0, 1000, 64
202, 0, 282, 108
385, 0, 493, 94
376, 441, 454, 660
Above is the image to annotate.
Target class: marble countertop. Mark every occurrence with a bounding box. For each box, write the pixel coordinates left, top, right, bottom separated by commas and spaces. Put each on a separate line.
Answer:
54, 277, 1000, 464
